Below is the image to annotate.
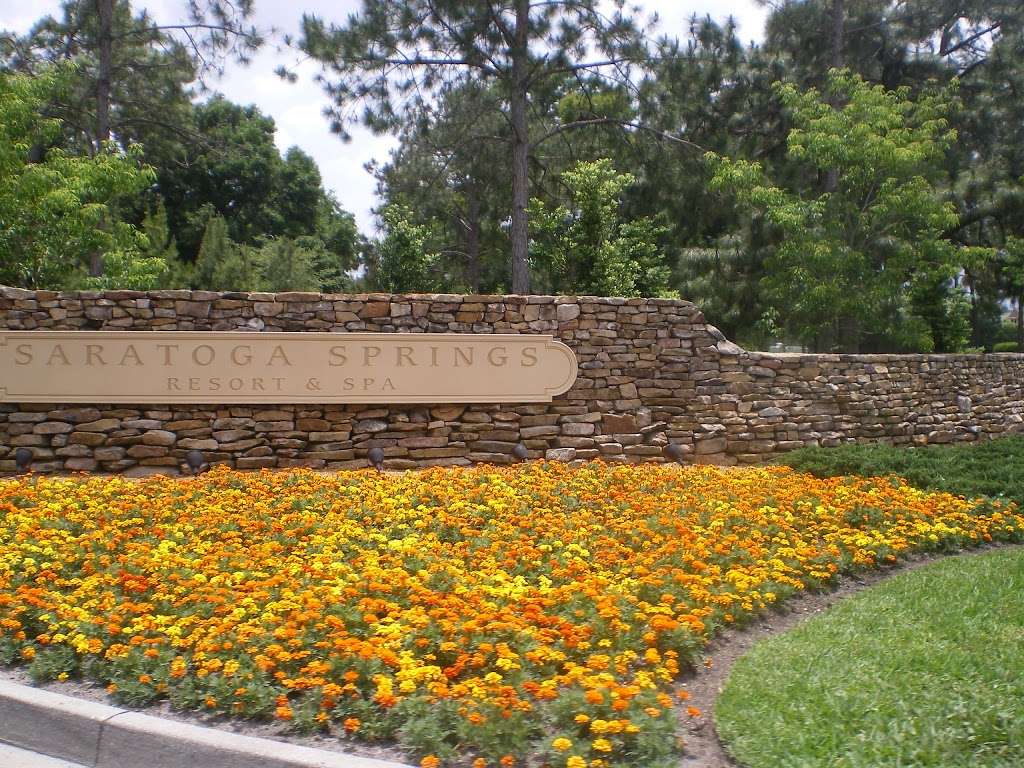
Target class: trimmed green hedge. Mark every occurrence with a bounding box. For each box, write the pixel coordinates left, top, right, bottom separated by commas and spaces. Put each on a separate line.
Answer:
780, 436, 1024, 506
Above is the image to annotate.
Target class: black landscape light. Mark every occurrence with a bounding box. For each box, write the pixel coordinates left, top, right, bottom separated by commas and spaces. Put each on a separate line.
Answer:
185, 450, 206, 476
368, 447, 385, 471
662, 443, 686, 466
14, 447, 33, 473
512, 443, 529, 463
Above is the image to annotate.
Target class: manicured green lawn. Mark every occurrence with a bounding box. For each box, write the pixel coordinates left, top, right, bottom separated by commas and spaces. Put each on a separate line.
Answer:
716, 548, 1024, 768
780, 436, 1024, 507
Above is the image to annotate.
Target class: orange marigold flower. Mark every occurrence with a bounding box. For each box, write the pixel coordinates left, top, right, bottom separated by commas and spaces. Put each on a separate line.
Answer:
420, 756, 441, 768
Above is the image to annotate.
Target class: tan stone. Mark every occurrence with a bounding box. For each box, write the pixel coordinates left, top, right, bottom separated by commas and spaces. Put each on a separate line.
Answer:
601, 413, 637, 434
141, 430, 176, 446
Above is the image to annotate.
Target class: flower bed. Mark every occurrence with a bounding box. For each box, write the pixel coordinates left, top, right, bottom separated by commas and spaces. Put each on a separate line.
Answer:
1, 463, 1021, 767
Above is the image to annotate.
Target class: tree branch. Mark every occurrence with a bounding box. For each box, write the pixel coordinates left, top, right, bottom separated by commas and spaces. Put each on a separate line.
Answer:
536, 118, 705, 152
939, 22, 1001, 57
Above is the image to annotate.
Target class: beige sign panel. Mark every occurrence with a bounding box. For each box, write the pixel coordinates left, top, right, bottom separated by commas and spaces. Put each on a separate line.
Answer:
0, 331, 578, 404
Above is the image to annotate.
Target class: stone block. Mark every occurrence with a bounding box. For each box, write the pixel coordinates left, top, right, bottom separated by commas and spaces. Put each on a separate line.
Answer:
141, 430, 177, 446
94, 447, 127, 461
601, 413, 637, 434
69, 431, 106, 447
556, 304, 581, 322
431, 406, 467, 421
360, 301, 390, 318
545, 448, 576, 461
47, 408, 102, 423
694, 437, 728, 454
77, 419, 121, 432
33, 422, 74, 435
64, 458, 98, 471
127, 444, 168, 459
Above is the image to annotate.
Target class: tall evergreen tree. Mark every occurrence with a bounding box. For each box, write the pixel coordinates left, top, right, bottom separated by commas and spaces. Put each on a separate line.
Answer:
298, 0, 652, 293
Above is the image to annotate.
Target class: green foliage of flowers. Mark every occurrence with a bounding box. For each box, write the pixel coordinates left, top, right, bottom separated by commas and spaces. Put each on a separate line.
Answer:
2, 463, 1022, 767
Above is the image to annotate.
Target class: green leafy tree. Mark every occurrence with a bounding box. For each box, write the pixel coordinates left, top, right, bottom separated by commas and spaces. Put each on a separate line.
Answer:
258, 238, 322, 292
158, 98, 292, 256
364, 205, 439, 294
298, 0, 651, 293
635, 17, 789, 338
528, 159, 670, 297
157, 98, 359, 272
307, 195, 359, 293
0, 69, 157, 289
708, 70, 965, 352
192, 214, 257, 290
210, 246, 261, 292
1002, 236, 1024, 351
370, 81, 513, 293
136, 199, 191, 287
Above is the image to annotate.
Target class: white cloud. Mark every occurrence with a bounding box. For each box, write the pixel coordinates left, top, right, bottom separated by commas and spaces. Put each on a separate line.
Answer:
3, 1, 768, 235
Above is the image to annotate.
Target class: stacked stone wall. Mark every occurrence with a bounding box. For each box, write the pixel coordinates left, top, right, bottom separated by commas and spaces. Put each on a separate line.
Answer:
2, 286, 1023, 475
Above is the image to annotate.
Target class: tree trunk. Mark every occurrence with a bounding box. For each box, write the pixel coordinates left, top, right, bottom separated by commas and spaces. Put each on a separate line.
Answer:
1018, 294, 1023, 352
509, 0, 531, 294
92, 0, 115, 278
95, 0, 113, 146
465, 188, 481, 293
830, 0, 844, 70
824, 0, 844, 193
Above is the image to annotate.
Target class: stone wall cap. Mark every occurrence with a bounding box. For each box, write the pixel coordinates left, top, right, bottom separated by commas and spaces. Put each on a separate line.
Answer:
2, 287, 737, 312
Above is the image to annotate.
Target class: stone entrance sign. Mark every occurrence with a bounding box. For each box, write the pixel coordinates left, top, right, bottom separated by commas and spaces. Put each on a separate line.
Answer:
0, 331, 578, 404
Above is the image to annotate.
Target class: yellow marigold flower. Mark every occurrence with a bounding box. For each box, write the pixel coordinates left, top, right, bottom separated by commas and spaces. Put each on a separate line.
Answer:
591, 738, 613, 753
551, 737, 573, 752
1, 462, 1018, 767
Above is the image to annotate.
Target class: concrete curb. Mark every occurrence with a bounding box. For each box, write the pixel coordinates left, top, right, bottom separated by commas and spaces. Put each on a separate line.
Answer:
0, 679, 414, 768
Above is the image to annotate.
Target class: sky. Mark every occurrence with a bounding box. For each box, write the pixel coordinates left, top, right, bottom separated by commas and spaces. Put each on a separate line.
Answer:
3, 1, 769, 236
